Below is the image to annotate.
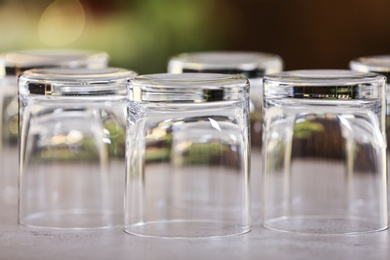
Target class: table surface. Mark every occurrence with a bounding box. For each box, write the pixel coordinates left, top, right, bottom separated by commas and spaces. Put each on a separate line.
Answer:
1, 152, 389, 260
1, 203, 389, 260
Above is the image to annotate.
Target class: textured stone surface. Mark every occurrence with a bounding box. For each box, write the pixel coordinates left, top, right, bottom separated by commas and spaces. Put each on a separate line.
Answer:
1, 151, 388, 260
0, 213, 389, 260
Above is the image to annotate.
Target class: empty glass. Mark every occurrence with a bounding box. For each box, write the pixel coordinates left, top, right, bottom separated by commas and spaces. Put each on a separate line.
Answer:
350, 55, 390, 213
167, 51, 283, 222
0, 49, 108, 206
168, 51, 283, 147
18, 67, 136, 228
262, 70, 388, 234
125, 73, 251, 238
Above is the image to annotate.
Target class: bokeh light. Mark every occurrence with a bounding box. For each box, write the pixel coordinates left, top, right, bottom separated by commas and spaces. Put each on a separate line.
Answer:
39, 0, 86, 47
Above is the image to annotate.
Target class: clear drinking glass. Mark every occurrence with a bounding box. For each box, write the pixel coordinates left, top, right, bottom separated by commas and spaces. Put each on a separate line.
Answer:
167, 51, 283, 221
262, 70, 388, 234
0, 49, 108, 206
350, 55, 390, 214
168, 51, 283, 147
18, 67, 136, 228
125, 73, 251, 238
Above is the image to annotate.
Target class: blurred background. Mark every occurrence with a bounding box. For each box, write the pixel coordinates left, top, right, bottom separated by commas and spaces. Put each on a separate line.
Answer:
1, 0, 389, 74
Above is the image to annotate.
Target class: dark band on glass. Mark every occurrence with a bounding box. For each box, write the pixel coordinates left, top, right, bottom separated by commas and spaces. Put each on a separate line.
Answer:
203, 89, 224, 101
28, 83, 53, 95
183, 68, 265, 79
291, 85, 361, 99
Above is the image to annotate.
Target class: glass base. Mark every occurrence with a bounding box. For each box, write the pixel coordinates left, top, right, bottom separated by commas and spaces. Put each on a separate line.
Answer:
20, 210, 122, 229
264, 215, 388, 235
124, 220, 251, 239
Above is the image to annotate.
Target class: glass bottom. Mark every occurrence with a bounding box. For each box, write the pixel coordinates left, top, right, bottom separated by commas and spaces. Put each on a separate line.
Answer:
264, 215, 388, 235
124, 220, 251, 239
20, 210, 122, 229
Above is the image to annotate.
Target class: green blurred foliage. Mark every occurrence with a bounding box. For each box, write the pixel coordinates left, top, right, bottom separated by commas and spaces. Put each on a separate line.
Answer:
0, 0, 229, 74
3, 0, 390, 73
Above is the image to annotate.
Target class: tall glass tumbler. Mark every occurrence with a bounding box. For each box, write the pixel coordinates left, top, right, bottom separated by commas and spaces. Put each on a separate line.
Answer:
262, 70, 388, 234
167, 51, 283, 221
350, 55, 390, 213
0, 49, 108, 206
19, 68, 136, 228
125, 73, 251, 238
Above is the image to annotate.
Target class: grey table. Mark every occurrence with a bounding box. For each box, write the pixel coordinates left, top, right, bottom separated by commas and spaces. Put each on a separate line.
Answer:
1, 151, 389, 260
1, 203, 389, 260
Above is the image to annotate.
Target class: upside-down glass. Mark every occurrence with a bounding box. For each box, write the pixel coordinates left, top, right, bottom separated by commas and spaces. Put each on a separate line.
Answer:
125, 73, 251, 238
168, 51, 283, 147
262, 70, 388, 234
167, 51, 283, 221
18, 68, 136, 228
350, 55, 390, 213
0, 49, 108, 206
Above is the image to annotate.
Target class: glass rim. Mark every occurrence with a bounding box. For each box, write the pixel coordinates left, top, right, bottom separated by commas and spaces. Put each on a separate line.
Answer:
350, 55, 390, 73
19, 67, 137, 96
263, 70, 386, 100
264, 69, 385, 86
168, 51, 283, 77
0, 49, 109, 76
129, 73, 249, 102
